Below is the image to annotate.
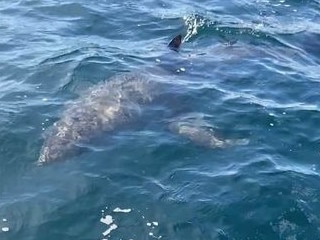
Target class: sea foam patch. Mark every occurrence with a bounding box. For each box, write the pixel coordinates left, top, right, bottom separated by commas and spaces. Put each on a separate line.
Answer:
1, 218, 9, 233
99, 206, 162, 239
100, 215, 113, 225
1, 227, 9, 232
113, 207, 132, 213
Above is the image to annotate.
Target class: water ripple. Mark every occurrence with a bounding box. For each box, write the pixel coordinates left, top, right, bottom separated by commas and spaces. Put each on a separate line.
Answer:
0, 0, 320, 239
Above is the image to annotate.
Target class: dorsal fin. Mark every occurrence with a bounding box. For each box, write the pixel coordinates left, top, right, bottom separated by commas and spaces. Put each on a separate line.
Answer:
168, 35, 182, 51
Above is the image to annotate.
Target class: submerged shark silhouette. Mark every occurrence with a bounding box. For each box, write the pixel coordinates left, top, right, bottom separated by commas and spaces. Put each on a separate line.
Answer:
38, 35, 247, 164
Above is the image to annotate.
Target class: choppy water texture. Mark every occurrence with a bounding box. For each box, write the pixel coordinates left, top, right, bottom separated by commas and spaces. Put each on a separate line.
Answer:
0, 0, 320, 239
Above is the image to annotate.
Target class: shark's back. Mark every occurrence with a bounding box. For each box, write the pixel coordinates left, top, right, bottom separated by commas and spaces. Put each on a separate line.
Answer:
38, 72, 158, 164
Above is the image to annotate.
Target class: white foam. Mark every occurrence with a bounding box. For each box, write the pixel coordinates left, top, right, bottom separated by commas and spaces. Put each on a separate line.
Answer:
113, 207, 131, 213
100, 215, 113, 225
100, 206, 161, 239
2, 218, 7, 222
1, 227, 9, 232
102, 223, 118, 236
147, 221, 159, 227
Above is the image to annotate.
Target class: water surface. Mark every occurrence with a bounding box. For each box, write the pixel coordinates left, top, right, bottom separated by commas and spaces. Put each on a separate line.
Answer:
1, 0, 320, 239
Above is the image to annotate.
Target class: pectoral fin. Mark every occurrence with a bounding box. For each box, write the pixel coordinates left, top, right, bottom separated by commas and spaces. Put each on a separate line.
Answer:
168, 115, 249, 148
169, 121, 226, 148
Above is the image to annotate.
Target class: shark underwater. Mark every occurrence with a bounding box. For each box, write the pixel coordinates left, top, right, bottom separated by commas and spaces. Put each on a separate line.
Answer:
37, 35, 247, 164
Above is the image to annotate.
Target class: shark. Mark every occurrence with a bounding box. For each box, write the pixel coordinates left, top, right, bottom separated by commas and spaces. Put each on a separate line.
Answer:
38, 35, 247, 164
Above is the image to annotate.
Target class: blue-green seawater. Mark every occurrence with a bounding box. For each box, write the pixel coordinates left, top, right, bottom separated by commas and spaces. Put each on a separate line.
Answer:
0, 0, 320, 239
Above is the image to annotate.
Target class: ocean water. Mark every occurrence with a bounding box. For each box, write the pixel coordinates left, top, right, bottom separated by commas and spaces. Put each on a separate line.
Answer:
0, 0, 320, 239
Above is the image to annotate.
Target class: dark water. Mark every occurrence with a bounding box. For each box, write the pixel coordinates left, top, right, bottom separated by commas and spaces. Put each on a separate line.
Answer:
1, 0, 320, 239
